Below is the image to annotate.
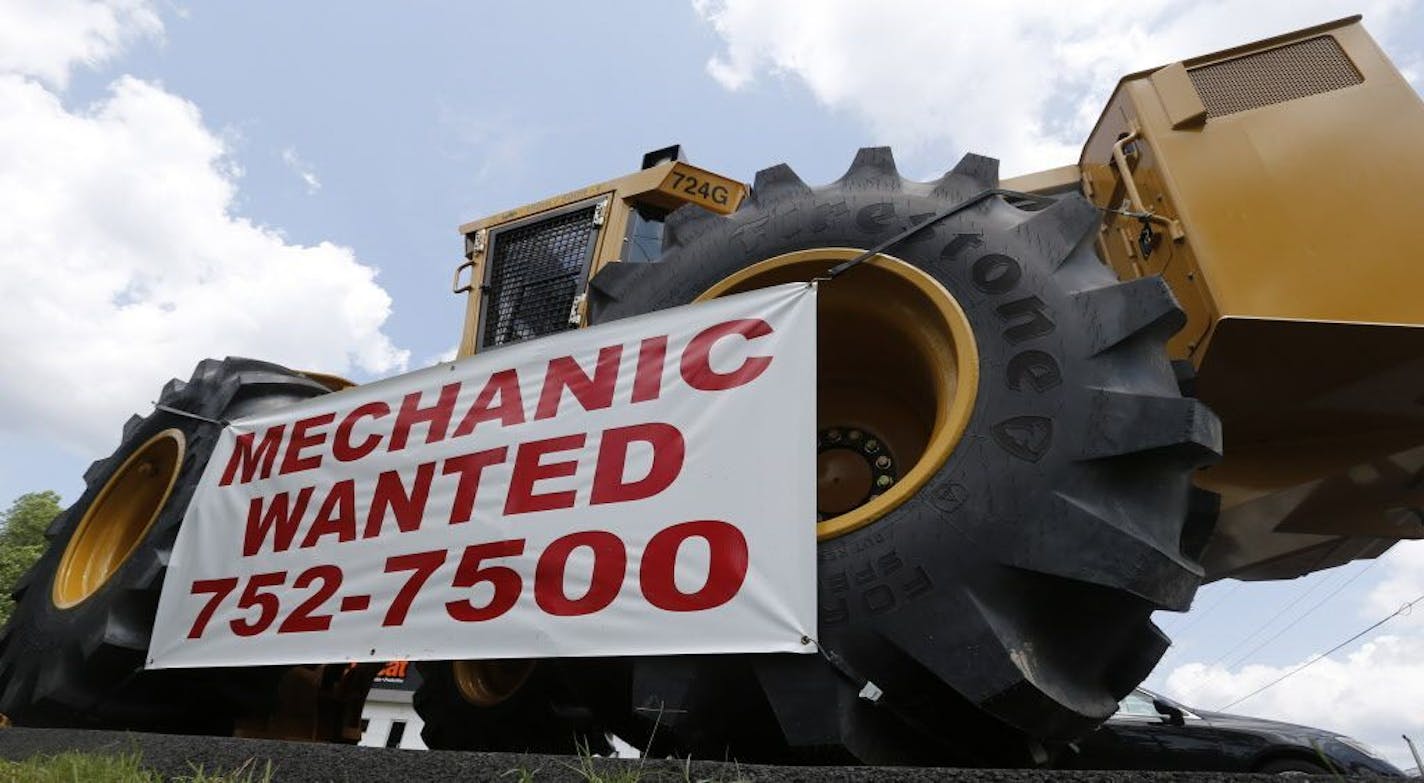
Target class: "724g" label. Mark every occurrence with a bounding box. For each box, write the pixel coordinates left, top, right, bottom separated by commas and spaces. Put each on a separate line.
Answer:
658, 164, 743, 214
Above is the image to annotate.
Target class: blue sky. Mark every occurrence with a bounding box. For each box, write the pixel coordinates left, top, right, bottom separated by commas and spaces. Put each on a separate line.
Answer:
2, 0, 1422, 769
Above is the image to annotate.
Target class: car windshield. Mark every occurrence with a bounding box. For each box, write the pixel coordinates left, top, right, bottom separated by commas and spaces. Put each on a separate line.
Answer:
1117, 690, 1161, 717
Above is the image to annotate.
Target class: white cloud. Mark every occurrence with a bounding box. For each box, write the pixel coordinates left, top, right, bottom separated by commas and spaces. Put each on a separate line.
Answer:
693, 0, 1421, 176
1159, 543, 1424, 769
0, 0, 161, 88
424, 344, 460, 366
0, 2, 408, 455
281, 146, 322, 194
1165, 634, 1424, 769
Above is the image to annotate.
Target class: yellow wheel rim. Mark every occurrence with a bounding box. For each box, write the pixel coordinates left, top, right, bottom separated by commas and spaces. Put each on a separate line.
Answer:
697, 249, 979, 541
452, 659, 536, 707
52, 429, 185, 609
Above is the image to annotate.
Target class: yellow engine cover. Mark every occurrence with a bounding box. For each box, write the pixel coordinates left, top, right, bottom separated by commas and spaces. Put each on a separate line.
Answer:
1080, 16, 1424, 580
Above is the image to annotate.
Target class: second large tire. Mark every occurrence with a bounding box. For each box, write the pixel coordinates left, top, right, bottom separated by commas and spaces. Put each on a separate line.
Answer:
413, 659, 618, 754
0, 358, 335, 733
586, 148, 1221, 764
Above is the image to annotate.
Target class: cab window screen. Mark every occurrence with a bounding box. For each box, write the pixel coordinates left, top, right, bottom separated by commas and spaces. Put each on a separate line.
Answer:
480, 205, 598, 350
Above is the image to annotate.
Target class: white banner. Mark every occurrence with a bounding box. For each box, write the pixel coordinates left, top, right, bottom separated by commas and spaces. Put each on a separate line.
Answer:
148, 284, 817, 668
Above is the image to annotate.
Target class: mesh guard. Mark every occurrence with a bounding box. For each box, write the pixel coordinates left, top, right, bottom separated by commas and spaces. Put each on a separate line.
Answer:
479, 204, 599, 350
1188, 36, 1362, 118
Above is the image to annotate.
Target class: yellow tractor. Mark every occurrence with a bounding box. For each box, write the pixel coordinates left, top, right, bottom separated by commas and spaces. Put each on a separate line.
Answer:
3, 15, 1421, 766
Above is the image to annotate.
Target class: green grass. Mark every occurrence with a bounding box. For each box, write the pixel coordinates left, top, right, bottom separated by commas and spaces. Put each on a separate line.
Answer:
0, 751, 273, 783
520, 736, 751, 783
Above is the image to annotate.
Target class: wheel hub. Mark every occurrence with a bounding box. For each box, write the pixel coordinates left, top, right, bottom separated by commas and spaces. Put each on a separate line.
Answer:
817, 427, 897, 519
698, 249, 979, 540
52, 429, 185, 609
452, 659, 536, 707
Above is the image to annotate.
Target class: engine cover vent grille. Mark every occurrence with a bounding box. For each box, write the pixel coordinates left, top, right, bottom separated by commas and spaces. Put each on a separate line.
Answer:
479, 204, 598, 350
1188, 36, 1362, 118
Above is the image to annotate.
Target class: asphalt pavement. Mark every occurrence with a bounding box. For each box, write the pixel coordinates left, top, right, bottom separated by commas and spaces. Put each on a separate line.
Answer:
0, 727, 1356, 782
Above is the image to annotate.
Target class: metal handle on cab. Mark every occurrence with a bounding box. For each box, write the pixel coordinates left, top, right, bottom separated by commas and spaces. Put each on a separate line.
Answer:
452, 259, 478, 294
1110, 127, 1186, 242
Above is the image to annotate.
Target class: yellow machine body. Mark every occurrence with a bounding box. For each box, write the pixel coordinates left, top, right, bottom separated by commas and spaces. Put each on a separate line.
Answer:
1078, 16, 1424, 579
453, 17, 1424, 583
452, 153, 745, 359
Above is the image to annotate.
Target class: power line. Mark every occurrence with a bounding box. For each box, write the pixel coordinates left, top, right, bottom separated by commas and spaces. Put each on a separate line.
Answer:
1219, 592, 1423, 711
1203, 566, 1351, 668
1222, 560, 1380, 670
1166, 580, 1245, 643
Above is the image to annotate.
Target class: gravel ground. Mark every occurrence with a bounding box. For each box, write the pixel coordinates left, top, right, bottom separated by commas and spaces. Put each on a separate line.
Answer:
0, 727, 1354, 782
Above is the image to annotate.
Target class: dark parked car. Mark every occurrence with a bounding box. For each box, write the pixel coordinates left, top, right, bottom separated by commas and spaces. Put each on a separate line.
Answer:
1062, 687, 1404, 776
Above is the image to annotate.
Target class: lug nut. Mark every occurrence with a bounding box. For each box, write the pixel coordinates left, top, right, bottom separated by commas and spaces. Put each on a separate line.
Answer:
864, 439, 880, 454
848, 429, 863, 442
876, 475, 894, 489
875, 455, 892, 470
826, 429, 842, 443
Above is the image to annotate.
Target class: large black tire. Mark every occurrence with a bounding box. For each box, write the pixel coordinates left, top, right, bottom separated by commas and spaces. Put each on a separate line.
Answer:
586, 149, 1221, 765
413, 659, 616, 754
0, 358, 334, 732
